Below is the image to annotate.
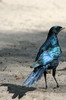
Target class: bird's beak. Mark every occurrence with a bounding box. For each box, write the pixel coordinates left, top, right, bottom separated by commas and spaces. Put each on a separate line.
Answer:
59, 27, 65, 32
61, 27, 65, 30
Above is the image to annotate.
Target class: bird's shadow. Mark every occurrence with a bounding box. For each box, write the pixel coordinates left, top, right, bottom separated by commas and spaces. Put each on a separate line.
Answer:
0, 83, 36, 99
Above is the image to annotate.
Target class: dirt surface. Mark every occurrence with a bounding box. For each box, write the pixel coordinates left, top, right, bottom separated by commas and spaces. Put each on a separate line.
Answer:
0, 0, 66, 100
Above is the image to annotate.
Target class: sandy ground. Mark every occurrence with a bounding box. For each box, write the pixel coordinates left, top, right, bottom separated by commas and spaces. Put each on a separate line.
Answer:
0, 0, 66, 100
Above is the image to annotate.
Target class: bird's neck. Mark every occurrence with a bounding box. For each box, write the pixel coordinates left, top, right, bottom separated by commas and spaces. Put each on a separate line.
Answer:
47, 33, 57, 39
47, 33, 59, 47
48, 30, 58, 38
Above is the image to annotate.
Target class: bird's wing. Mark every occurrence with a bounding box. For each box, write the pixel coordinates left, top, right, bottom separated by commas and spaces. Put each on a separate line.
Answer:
35, 38, 50, 61
32, 46, 61, 68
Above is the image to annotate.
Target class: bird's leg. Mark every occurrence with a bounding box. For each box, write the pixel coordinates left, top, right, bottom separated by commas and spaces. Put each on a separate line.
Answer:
52, 69, 59, 88
44, 71, 47, 89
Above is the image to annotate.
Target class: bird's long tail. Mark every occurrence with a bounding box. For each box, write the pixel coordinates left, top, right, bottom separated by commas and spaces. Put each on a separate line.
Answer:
22, 67, 44, 87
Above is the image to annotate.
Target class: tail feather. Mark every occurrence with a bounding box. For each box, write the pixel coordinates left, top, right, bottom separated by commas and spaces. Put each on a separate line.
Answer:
22, 67, 44, 87
31, 61, 40, 68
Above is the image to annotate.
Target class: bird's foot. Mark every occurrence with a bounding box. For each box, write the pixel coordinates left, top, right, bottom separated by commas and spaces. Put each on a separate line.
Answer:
44, 86, 47, 89
53, 85, 59, 89
57, 85, 59, 88
41, 86, 47, 89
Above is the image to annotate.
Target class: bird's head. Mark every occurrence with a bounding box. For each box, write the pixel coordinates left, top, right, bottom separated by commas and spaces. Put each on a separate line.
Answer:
48, 26, 65, 37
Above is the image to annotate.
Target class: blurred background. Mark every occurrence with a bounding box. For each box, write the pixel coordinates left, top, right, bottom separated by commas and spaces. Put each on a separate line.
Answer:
0, 0, 66, 31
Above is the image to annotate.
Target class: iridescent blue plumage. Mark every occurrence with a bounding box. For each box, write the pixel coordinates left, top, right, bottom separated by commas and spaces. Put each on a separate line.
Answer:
32, 34, 62, 68
22, 26, 64, 88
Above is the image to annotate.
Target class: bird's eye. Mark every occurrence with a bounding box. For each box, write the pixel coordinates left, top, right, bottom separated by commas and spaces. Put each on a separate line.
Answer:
57, 28, 59, 31
56, 27, 62, 32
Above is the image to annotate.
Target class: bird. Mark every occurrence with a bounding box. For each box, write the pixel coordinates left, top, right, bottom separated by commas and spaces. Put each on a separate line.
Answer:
22, 26, 65, 89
